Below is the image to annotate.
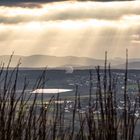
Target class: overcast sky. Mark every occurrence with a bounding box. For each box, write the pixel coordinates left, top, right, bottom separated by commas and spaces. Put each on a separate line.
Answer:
0, 0, 140, 59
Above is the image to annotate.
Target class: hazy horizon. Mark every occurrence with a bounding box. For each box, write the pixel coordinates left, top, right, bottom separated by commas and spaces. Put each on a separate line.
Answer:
0, 0, 140, 59
0, 54, 140, 60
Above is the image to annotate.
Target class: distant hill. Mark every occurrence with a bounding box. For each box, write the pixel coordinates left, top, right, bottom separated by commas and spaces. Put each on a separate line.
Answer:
114, 61, 140, 69
0, 55, 104, 68
0, 55, 139, 69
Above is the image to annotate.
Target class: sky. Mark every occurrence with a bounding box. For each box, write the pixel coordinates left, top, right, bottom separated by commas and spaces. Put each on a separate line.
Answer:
0, 0, 140, 59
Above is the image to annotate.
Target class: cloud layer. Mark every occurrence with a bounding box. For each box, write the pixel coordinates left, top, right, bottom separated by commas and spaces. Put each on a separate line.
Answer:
0, 1, 140, 24
0, 1, 140, 59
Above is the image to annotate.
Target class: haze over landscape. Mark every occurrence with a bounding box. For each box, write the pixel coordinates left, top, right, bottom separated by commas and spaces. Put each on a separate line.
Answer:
0, 0, 140, 62
1, 1, 140, 140
0, 55, 140, 69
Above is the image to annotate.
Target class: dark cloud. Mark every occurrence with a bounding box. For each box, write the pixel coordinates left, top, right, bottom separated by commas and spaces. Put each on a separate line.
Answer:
0, 0, 66, 6
86, 0, 134, 2
0, 1, 140, 25
0, 0, 134, 8
0, 2, 43, 8
0, 0, 134, 4
0, 0, 63, 2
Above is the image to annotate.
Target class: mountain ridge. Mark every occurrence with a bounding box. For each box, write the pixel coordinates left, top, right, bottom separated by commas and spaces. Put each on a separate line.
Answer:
0, 55, 140, 69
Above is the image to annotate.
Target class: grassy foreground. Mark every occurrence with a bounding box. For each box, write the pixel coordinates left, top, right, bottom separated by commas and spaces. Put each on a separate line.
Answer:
0, 54, 140, 140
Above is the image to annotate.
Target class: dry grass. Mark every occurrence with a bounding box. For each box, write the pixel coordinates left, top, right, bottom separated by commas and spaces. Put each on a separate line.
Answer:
0, 53, 140, 140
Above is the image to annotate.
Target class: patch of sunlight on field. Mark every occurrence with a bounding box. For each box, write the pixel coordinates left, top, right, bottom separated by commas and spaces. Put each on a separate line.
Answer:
31, 88, 73, 94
